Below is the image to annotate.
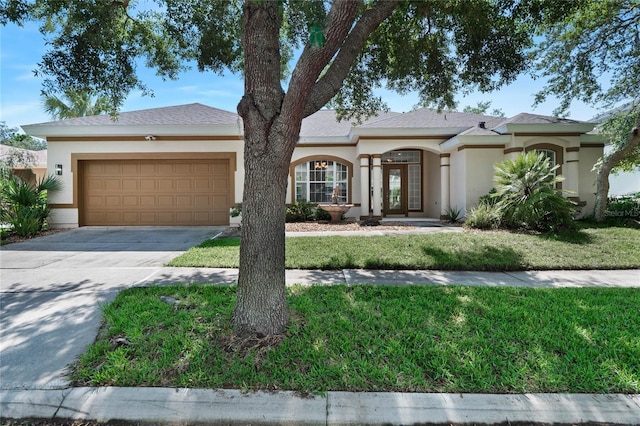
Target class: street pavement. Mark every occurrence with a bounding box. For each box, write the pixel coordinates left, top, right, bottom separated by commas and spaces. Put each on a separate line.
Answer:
1, 226, 639, 425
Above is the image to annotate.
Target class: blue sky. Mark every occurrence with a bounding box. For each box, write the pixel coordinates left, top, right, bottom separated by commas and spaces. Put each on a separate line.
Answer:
1, 19, 637, 194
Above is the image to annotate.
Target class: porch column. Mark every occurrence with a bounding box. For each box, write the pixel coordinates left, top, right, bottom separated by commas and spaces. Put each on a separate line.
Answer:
440, 154, 450, 220
359, 155, 370, 219
565, 147, 580, 197
372, 154, 382, 219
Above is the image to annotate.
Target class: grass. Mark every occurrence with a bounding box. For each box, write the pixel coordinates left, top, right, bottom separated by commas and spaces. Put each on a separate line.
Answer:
167, 225, 640, 270
71, 284, 640, 394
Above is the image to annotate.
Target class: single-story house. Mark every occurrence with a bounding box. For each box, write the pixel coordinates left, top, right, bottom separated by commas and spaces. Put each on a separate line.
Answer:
22, 103, 604, 228
0, 144, 48, 186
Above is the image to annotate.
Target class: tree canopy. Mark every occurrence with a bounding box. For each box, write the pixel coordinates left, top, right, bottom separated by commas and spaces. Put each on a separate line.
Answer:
0, 122, 46, 151
2, 0, 548, 117
532, 0, 640, 219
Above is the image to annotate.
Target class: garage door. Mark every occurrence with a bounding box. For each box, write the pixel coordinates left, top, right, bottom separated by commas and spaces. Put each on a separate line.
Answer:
81, 159, 230, 226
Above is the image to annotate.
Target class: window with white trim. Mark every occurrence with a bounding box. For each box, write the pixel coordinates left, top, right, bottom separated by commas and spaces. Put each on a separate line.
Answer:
295, 160, 348, 203
536, 149, 557, 174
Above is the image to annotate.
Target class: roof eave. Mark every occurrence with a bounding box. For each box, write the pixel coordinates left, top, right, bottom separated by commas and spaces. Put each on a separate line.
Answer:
494, 122, 596, 135
21, 124, 242, 139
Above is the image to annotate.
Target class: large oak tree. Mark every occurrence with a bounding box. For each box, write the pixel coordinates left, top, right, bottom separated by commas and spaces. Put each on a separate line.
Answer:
1, 0, 566, 335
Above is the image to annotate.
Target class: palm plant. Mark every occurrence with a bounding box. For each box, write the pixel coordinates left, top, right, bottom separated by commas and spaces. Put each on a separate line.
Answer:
492, 151, 575, 231
0, 174, 62, 237
42, 89, 111, 120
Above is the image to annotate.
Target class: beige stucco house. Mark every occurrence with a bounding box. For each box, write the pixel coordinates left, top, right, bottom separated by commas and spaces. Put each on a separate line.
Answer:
22, 103, 604, 228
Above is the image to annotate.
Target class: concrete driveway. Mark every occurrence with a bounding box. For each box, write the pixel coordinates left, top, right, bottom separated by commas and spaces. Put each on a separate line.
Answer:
0, 226, 230, 390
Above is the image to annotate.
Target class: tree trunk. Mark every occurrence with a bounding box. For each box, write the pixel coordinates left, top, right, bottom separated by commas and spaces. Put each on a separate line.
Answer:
232, 0, 292, 336
231, 0, 399, 336
594, 118, 640, 221
232, 125, 292, 336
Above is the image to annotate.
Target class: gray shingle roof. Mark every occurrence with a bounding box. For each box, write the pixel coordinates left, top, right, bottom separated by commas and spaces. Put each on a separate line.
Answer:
300, 110, 400, 137
0, 144, 47, 164
358, 108, 505, 129
29, 103, 240, 127
500, 113, 582, 125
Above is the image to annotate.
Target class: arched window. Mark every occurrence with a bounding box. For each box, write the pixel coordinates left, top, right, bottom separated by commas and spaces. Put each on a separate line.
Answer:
294, 159, 349, 203
536, 149, 557, 170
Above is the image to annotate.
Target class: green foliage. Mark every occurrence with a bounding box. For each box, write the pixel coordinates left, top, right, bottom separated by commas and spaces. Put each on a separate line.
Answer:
42, 89, 112, 120
73, 284, 640, 394
462, 101, 506, 117
463, 203, 501, 230
444, 205, 462, 223
1, 122, 46, 151
606, 194, 640, 218
533, 0, 639, 180
478, 188, 500, 207
0, 174, 62, 237
493, 151, 575, 232
285, 201, 315, 222
3, 1, 545, 116
313, 205, 331, 221
597, 106, 640, 173
229, 203, 242, 218
533, 0, 638, 116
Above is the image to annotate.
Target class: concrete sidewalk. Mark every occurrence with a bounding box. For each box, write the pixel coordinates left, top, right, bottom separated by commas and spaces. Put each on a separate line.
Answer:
2, 387, 639, 425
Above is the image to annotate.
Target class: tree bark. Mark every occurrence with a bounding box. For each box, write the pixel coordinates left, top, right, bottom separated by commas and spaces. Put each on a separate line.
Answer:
232, 0, 399, 336
594, 117, 640, 221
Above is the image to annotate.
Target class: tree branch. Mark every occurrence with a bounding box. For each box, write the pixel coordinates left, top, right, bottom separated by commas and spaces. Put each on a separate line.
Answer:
302, 0, 400, 118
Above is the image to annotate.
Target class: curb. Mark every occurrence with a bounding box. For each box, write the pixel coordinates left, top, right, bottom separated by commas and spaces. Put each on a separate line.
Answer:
2, 388, 639, 425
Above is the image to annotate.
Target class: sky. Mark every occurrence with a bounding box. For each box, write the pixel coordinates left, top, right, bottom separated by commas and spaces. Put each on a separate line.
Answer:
1, 19, 637, 194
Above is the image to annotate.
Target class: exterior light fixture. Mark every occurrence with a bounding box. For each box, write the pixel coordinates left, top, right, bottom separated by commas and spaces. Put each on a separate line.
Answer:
55, 164, 63, 175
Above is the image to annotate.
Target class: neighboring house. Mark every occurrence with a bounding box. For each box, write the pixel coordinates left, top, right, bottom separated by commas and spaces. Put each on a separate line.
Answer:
21, 103, 604, 228
0, 144, 48, 185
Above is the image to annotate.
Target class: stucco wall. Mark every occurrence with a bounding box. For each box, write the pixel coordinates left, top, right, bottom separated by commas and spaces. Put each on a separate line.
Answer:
578, 146, 602, 216
464, 147, 503, 211
424, 151, 441, 218
449, 149, 466, 214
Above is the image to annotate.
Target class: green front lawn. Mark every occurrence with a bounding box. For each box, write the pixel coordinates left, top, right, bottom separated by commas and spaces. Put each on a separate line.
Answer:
167, 225, 640, 270
72, 285, 640, 394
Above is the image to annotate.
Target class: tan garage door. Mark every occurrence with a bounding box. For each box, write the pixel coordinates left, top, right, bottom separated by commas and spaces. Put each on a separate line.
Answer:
81, 159, 230, 226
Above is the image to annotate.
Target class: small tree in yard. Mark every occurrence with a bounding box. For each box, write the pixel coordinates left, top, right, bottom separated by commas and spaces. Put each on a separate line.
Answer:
2, 0, 576, 336
493, 151, 575, 232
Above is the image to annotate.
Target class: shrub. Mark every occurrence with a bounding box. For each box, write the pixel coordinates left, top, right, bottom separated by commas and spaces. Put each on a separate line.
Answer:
606, 194, 640, 218
493, 151, 576, 232
0, 174, 61, 237
444, 205, 463, 223
464, 203, 501, 230
313, 205, 332, 221
286, 201, 316, 222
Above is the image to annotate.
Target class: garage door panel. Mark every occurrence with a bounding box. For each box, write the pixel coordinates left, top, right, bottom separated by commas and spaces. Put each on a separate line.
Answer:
176, 179, 193, 191
158, 179, 174, 191
140, 195, 156, 207
122, 179, 139, 192
105, 180, 122, 192
82, 159, 230, 226
122, 195, 138, 207
105, 195, 122, 206
140, 179, 155, 191
158, 195, 175, 207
